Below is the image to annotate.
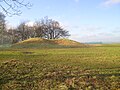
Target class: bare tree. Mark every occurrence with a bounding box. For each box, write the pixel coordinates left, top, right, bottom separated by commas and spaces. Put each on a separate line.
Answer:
25, 25, 36, 38
34, 21, 46, 38
7, 28, 20, 43
0, 0, 32, 16
16, 21, 36, 41
35, 17, 70, 39
0, 12, 6, 44
48, 20, 70, 39
5, 18, 70, 43
17, 22, 27, 41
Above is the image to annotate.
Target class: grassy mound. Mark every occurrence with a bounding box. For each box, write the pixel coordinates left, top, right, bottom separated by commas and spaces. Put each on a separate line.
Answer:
12, 38, 87, 48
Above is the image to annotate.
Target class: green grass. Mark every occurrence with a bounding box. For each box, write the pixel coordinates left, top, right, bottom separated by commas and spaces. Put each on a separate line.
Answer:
102, 43, 120, 47
0, 46, 120, 89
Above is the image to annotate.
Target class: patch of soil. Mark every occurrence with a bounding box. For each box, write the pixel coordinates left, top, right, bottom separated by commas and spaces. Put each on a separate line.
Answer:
22, 52, 34, 54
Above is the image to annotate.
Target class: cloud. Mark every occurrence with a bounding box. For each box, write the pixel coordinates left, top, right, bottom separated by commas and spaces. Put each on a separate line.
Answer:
102, 0, 120, 7
68, 25, 120, 43
25, 21, 34, 26
70, 25, 103, 32
72, 32, 120, 43
112, 27, 120, 33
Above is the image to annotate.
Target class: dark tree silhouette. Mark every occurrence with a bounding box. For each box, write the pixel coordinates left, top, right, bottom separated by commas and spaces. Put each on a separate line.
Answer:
0, 0, 31, 16
3, 18, 70, 43
35, 17, 70, 39
17, 21, 28, 41
16, 21, 36, 41
0, 12, 6, 44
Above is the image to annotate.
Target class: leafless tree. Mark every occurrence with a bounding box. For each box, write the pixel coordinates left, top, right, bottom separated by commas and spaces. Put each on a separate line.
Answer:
17, 21, 27, 41
0, 12, 6, 44
34, 21, 46, 38
5, 18, 70, 43
35, 17, 70, 39
16, 21, 36, 41
0, 0, 32, 16
7, 28, 20, 43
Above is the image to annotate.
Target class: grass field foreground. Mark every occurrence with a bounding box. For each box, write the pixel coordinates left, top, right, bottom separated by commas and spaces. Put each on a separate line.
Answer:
0, 45, 120, 89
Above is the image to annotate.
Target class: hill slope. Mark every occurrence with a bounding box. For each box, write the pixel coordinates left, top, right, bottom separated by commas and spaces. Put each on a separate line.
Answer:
12, 38, 87, 48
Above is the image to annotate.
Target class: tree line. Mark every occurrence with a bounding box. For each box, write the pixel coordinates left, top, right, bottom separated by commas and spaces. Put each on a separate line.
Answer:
0, 13, 70, 44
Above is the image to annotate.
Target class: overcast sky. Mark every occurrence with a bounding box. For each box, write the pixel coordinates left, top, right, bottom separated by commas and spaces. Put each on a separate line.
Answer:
3, 0, 120, 42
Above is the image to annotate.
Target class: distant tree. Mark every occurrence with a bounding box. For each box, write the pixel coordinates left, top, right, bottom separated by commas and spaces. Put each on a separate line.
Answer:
0, 12, 6, 44
0, 12, 5, 31
35, 17, 70, 39
0, 0, 31, 16
25, 25, 36, 38
34, 21, 46, 38
7, 28, 20, 43
16, 21, 36, 41
47, 20, 70, 39
17, 22, 28, 41
6, 18, 70, 43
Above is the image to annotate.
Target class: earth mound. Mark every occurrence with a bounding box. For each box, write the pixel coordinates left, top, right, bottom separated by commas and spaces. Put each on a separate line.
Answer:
12, 38, 88, 48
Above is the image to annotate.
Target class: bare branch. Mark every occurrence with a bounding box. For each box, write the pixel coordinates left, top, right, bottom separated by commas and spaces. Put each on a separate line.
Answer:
0, 0, 32, 16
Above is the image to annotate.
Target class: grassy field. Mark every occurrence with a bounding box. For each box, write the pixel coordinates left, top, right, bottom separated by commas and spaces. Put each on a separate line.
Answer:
0, 45, 120, 89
